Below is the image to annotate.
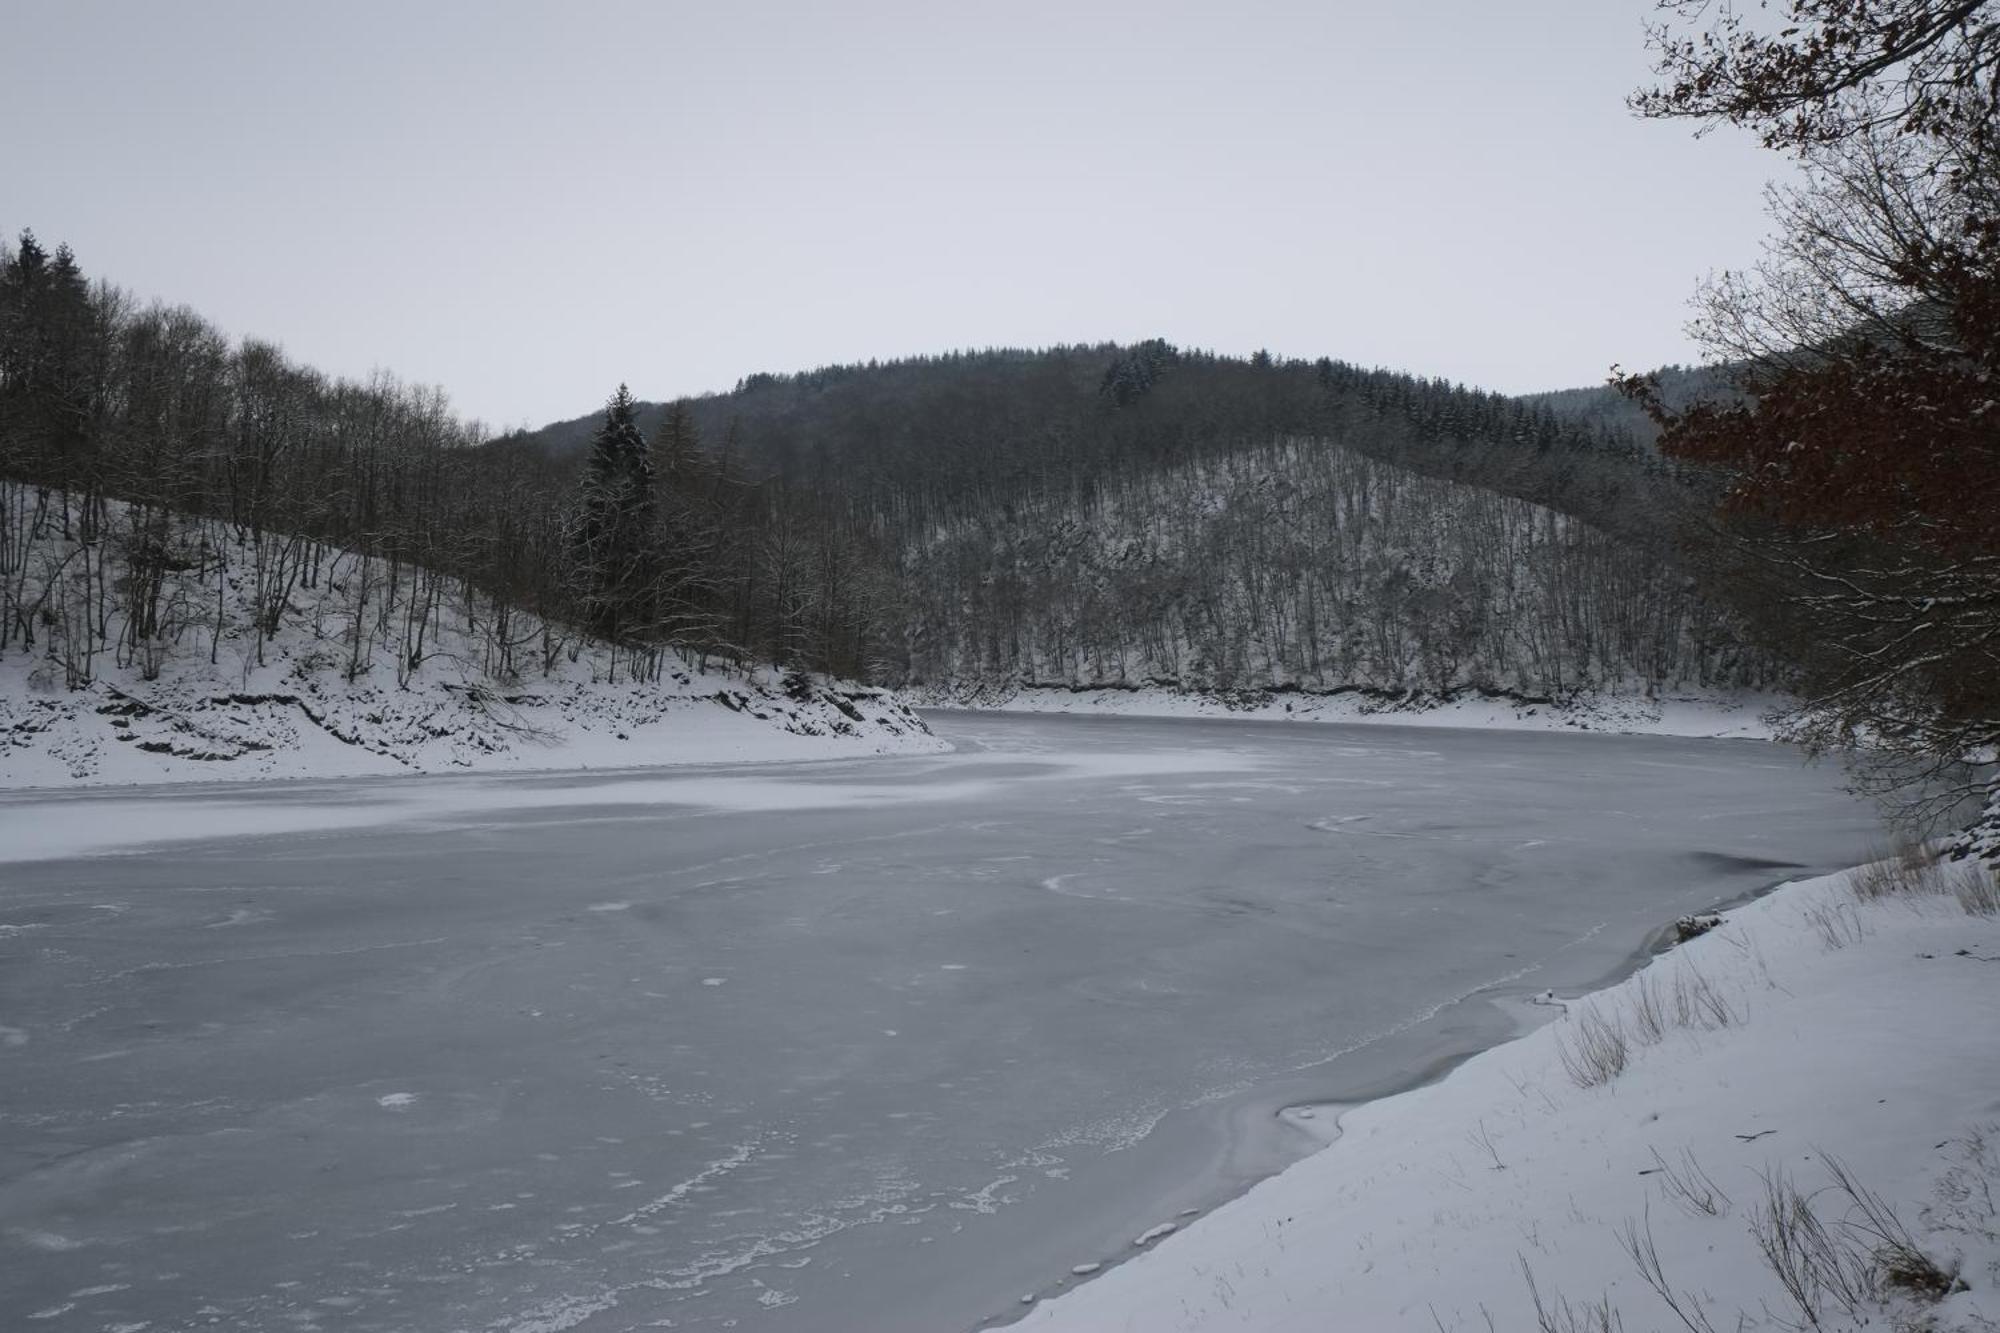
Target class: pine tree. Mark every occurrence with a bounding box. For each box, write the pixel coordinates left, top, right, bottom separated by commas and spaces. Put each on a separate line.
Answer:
572, 385, 655, 644
0, 232, 99, 503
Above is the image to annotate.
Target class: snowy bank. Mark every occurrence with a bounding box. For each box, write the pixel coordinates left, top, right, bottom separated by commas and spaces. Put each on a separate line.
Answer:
1, 662, 942, 790
0, 492, 943, 790
921, 681, 1784, 740
1018, 852, 2000, 1332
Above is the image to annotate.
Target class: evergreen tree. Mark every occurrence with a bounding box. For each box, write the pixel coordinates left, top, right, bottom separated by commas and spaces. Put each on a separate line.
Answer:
572, 384, 655, 643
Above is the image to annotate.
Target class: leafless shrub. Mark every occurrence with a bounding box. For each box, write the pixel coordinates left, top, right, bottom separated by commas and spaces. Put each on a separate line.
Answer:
1617, 1207, 1722, 1333
1555, 1004, 1629, 1089
1521, 1256, 1625, 1333
1650, 1147, 1731, 1219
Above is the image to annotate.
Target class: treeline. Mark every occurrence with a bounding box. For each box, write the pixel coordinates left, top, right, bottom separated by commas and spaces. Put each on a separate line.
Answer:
1521, 364, 1740, 444
0, 232, 892, 687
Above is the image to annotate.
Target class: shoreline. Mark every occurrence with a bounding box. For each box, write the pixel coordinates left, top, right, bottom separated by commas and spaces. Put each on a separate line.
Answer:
1016, 856, 2000, 1331
914, 682, 1787, 741
0, 679, 948, 794
975, 866, 1826, 1328
0, 722, 948, 797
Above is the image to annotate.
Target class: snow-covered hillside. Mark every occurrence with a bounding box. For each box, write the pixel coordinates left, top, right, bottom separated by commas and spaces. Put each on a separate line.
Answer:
899, 439, 1773, 702
0, 490, 942, 788
1019, 850, 2000, 1332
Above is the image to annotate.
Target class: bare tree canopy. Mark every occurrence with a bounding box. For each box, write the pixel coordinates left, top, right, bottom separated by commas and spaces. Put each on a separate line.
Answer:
1636, 0, 2000, 164
1625, 0, 2000, 842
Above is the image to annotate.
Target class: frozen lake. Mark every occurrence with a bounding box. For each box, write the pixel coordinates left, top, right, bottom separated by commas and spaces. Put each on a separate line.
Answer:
0, 711, 1881, 1332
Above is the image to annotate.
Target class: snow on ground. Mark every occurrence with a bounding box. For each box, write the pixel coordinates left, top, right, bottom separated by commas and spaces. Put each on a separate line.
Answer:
0, 495, 943, 790
1020, 856, 2000, 1332
924, 682, 1785, 739
0, 658, 942, 790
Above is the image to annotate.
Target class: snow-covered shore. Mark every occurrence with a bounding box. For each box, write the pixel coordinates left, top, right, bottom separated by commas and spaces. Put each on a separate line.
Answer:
1018, 854, 2000, 1332
0, 662, 943, 790
918, 681, 1785, 740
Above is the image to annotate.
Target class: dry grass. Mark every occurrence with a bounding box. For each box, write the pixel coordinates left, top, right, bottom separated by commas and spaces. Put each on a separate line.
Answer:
1628, 973, 1668, 1046
1618, 1208, 1722, 1333
1804, 898, 1866, 949
1850, 840, 2000, 918
1650, 1147, 1731, 1219
1749, 1156, 1964, 1330
1951, 860, 2000, 916
1668, 961, 1739, 1029
1822, 1156, 1965, 1305
1929, 1125, 2000, 1260
1520, 1257, 1626, 1333
1852, 838, 1937, 902
1502, 1148, 1988, 1333
1751, 1167, 1881, 1327
1559, 961, 1740, 1089
1555, 1004, 1629, 1088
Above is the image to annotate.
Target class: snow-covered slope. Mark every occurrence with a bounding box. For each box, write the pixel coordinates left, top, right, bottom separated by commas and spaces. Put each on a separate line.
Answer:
2, 661, 941, 789
1017, 854, 2000, 1331
899, 440, 1774, 703
0, 494, 942, 789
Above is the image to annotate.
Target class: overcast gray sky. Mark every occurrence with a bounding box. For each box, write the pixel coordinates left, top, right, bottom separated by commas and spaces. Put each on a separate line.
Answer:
3, 1, 1780, 431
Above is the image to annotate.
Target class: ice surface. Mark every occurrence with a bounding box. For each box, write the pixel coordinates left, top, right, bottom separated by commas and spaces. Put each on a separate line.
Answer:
1022, 860, 2000, 1332
0, 711, 1879, 1332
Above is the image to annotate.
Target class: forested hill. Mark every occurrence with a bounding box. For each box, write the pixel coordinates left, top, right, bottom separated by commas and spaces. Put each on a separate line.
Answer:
496, 344, 1687, 546
504, 343, 1769, 700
